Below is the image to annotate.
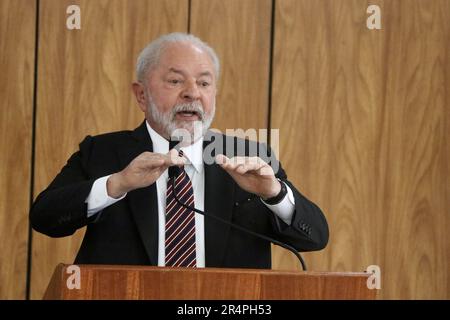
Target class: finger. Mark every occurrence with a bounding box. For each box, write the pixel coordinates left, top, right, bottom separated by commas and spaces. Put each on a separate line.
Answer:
216, 154, 230, 167
247, 156, 267, 166
223, 156, 245, 170
257, 164, 275, 176
164, 149, 187, 166
236, 161, 262, 174
137, 152, 179, 171
140, 157, 166, 170
232, 156, 248, 165
140, 152, 168, 164
141, 151, 184, 167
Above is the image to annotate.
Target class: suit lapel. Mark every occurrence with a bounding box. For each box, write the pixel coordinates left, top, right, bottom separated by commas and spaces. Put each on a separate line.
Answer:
203, 135, 235, 267
118, 125, 236, 267
118, 121, 159, 265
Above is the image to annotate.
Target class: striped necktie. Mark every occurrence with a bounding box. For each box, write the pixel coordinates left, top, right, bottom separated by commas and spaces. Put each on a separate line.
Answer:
165, 163, 196, 267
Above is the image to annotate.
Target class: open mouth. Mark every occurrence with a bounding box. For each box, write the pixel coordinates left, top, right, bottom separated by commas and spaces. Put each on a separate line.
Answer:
176, 110, 201, 120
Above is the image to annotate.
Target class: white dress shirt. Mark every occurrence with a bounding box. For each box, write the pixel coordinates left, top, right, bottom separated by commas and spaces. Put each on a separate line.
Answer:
85, 121, 296, 267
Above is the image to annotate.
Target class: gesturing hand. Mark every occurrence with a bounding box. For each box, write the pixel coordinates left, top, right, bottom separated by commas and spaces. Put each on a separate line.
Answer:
215, 154, 281, 200
107, 149, 186, 198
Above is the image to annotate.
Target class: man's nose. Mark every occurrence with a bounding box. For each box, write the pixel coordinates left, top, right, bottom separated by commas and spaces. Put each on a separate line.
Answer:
181, 81, 200, 101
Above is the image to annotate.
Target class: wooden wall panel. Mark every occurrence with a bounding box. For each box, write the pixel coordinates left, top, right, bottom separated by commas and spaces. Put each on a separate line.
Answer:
0, 0, 35, 299
378, 0, 450, 299
190, 0, 272, 133
31, 0, 188, 299
271, 0, 449, 299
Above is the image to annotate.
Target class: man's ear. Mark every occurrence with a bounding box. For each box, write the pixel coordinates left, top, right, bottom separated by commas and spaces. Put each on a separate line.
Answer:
132, 82, 147, 112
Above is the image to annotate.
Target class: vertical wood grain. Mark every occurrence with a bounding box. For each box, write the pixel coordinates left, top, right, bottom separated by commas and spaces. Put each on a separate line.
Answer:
0, 0, 35, 299
271, 0, 449, 299
377, 0, 450, 299
31, 0, 188, 299
190, 0, 272, 133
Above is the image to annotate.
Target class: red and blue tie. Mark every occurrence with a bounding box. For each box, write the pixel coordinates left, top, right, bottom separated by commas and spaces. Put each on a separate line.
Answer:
165, 166, 196, 267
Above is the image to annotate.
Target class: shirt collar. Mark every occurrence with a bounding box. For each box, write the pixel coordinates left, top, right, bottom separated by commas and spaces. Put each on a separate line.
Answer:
145, 121, 204, 173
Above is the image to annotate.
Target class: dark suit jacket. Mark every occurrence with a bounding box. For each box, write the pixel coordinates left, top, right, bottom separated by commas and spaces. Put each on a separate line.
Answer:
30, 121, 328, 269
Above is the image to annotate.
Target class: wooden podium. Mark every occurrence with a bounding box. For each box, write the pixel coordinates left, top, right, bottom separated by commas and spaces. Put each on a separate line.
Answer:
43, 264, 376, 300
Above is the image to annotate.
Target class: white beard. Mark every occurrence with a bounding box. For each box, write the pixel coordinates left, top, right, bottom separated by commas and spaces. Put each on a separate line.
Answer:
146, 92, 215, 144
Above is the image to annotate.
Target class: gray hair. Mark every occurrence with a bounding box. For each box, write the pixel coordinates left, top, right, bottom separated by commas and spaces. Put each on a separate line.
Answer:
136, 32, 220, 83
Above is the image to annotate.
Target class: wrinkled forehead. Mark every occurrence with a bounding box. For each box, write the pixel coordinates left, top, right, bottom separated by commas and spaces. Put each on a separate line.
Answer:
156, 42, 216, 77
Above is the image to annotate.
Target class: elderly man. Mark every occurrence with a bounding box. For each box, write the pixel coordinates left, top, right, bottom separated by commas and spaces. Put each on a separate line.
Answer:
30, 33, 328, 269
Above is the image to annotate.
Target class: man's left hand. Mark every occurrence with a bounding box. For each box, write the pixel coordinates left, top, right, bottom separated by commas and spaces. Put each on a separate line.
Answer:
216, 154, 281, 200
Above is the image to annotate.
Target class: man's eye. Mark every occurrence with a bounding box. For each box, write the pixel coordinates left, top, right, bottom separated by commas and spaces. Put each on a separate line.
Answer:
200, 81, 210, 87
168, 79, 181, 84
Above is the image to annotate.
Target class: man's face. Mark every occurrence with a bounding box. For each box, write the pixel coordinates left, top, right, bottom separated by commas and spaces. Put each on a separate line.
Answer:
143, 42, 217, 142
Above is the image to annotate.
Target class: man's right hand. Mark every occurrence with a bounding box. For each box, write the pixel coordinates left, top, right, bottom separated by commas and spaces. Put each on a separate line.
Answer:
106, 149, 185, 198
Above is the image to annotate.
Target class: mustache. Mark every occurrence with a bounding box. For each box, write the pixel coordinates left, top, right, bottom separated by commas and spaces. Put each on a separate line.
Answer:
171, 102, 205, 120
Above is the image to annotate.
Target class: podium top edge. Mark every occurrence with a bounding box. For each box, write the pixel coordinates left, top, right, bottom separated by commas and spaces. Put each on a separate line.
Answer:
56, 264, 370, 278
